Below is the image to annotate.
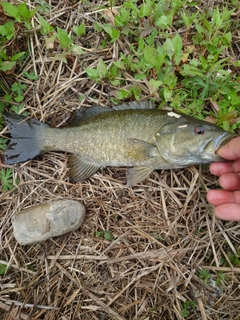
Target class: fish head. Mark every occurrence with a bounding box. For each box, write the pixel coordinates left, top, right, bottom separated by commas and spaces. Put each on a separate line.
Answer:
155, 114, 235, 166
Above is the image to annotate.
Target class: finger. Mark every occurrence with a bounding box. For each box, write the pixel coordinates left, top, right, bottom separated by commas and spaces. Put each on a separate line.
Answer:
214, 203, 240, 221
217, 137, 240, 160
207, 190, 240, 206
209, 159, 240, 176
209, 162, 234, 176
219, 173, 240, 190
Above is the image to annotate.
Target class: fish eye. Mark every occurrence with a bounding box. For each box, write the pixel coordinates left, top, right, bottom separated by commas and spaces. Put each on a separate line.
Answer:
194, 127, 205, 135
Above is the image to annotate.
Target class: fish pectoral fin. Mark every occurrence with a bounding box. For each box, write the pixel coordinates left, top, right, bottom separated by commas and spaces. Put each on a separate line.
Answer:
127, 166, 153, 186
126, 139, 155, 161
68, 155, 100, 182
113, 100, 154, 110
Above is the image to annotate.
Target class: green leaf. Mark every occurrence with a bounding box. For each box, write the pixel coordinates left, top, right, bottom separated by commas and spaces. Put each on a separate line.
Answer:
116, 89, 131, 100
0, 61, 16, 72
172, 34, 182, 53
14, 95, 24, 102
0, 49, 8, 60
163, 87, 172, 101
114, 7, 130, 26
180, 309, 189, 318
202, 19, 212, 32
85, 59, 107, 80
0, 168, 14, 192
162, 38, 175, 59
11, 82, 26, 95
110, 79, 121, 86
0, 21, 15, 40
0, 263, 7, 275
37, 13, 54, 35
0, 25, 7, 37
131, 85, 142, 100
199, 56, 208, 70
1, 2, 21, 22
113, 60, 126, 70
85, 68, 99, 80
135, 73, 146, 80
144, 45, 157, 65
172, 34, 183, 65
11, 52, 26, 61
95, 231, 103, 237
23, 71, 39, 80
148, 79, 162, 94
72, 45, 84, 55
35, 0, 51, 14
212, 8, 222, 29
9, 105, 25, 114
139, 0, 153, 17
18, 3, 37, 20
195, 24, 204, 34
18, 3, 30, 19
73, 23, 86, 36
109, 64, 119, 77
102, 25, 120, 42
97, 58, 107, 78
155, 14, 173, 29
224, 32, 232, 44
57, 27, 73, 49
104, 230, 114, 241
93, 22, 102, 32
163, 73, 178, 89
0, 138, 8, 151
181, 65, 204, 77
181, 12, 191, 27
3, 94, 12, 102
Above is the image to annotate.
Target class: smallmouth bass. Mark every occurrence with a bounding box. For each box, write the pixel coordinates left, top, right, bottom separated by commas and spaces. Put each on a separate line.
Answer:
3, 100, 234, 185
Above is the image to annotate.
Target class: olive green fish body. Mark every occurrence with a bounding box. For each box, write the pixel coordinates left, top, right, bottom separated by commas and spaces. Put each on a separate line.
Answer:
3, 101, 234, 185
42, 109, 170, 168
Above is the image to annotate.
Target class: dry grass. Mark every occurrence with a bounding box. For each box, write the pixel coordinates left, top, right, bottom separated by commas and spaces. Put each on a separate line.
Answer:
1, 1, 240, 319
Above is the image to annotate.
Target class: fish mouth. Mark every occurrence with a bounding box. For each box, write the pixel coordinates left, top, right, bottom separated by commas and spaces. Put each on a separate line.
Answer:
200, 132, 234, 159
213, 132, 234, 152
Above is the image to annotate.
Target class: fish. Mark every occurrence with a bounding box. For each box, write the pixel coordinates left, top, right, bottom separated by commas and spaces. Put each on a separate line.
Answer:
3, 100, 235, 185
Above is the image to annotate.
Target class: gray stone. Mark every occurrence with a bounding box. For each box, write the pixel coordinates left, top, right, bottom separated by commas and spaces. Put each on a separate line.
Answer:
12, 200, 85, 245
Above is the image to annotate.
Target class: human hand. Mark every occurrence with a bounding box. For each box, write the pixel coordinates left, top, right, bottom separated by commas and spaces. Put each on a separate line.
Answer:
207, 137, 240, 221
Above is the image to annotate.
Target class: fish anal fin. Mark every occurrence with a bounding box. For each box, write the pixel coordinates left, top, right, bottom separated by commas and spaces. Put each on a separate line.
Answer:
67, 106, 112, 126
127, 166, 153, 186
68, 155, 100, 182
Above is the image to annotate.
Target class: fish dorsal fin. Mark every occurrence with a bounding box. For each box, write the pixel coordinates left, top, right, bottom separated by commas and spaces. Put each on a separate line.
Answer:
67, 106, 112, 126
113, 100, 155, 110
68, 155, 100, 182
127, 166, 153, 186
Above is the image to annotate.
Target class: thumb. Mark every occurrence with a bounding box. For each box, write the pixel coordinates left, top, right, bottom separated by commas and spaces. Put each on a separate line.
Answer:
217, 136, 240, 160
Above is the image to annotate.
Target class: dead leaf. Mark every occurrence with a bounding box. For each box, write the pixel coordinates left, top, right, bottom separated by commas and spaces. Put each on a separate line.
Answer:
102, 8, 119, 24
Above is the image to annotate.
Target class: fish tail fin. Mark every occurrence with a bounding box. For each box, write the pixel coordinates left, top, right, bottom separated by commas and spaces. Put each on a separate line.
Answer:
3, 111, 49, 164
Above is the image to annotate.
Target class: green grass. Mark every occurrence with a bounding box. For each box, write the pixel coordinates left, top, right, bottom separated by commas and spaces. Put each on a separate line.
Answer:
0, 168, 15, 192
180, 300, 197, 318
